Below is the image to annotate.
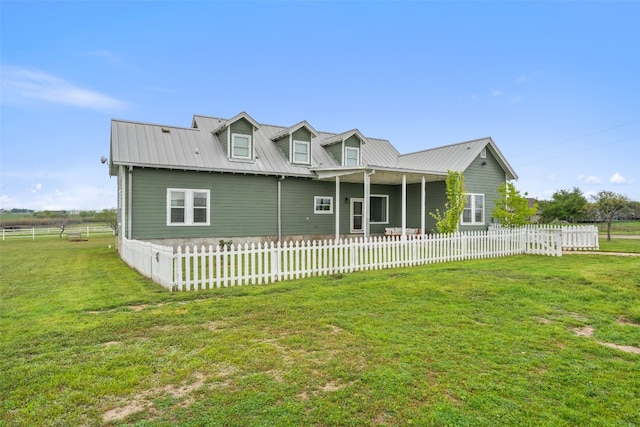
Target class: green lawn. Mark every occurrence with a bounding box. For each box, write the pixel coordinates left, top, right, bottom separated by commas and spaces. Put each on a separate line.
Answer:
597, 220, 640, 235
597, 237, 640, 253
1, 236, 639, 426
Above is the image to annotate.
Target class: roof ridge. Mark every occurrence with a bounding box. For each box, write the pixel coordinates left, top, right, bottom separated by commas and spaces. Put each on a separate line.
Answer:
399, 136, 492, 157
112, 118, 198, 131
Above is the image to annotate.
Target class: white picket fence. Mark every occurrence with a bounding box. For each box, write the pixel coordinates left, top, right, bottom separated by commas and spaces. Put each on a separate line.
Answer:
561, 225, 600, 251
117, 225, 601, 292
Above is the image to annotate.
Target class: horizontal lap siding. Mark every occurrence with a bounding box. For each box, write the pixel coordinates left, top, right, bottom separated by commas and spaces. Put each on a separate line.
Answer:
292, 128, 311, 142
281, 178, 336, 236
462, 149, 505, 231
275, 136, 289, 160
131, 169, 277, 239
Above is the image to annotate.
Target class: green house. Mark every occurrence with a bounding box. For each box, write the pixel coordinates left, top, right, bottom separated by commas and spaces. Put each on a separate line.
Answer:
109, 112, 518, 246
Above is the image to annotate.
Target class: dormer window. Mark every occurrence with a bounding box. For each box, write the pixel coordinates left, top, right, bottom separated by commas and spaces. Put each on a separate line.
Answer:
344, 146, 360, 166
232, 133, 252, 159
292, 140, 310, 164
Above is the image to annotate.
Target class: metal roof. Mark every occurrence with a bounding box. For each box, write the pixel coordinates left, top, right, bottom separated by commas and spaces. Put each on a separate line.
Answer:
397, 137, 518, 180
110, 114, 518, 182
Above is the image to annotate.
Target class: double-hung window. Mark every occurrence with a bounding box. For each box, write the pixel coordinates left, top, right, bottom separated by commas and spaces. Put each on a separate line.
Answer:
293, 140, 310, 164
344, 146, 360, 166
314, 196, 333, 214
462, 193, 484, 225
231, 134, 252, 160
167, 189, 210, 226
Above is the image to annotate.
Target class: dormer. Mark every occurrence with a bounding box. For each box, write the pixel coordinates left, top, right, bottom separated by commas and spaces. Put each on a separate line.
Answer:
271, 121, 318, 166
212, 112, 261, 161
321, 129, 367, 167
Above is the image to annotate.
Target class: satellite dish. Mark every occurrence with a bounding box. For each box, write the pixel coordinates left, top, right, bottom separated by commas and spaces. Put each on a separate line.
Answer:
100, 156, 108, 164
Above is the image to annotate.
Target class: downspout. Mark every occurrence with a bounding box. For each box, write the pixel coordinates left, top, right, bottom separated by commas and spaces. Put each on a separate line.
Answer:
127, 166, 133, 239
277, 176, 285, 241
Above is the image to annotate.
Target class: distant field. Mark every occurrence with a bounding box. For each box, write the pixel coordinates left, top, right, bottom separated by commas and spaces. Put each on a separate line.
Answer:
597, 220, 640, 235
1, 236, 639, 426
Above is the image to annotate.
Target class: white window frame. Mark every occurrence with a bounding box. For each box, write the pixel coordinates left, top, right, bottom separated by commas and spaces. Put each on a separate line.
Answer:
231, 133, 252, 160
292, 140, 311, 164
369, 194, 389, 224
167, 188, 210, 226
344, 146, 360, 166
461, 193, 484, 225
314, 196, 333, 214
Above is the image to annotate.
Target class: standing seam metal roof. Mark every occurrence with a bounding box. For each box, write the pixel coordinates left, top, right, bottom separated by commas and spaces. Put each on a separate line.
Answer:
110, 114, 517, 181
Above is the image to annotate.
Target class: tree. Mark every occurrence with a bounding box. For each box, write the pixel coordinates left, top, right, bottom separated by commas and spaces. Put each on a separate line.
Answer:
493, 182, 538, 227
591, 191, 630, 241
96, 208, 118, 235
429, 170, 465, 233
539, 187, 588, 223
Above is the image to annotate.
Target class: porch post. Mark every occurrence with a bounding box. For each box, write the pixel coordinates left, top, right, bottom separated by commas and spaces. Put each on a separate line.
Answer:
277, 177, 283, 241
421, 176, 426, 236
335, 176, 340, 241
401, 174, 407, 238
363, 170, 370, 238
127, 166, 133, 239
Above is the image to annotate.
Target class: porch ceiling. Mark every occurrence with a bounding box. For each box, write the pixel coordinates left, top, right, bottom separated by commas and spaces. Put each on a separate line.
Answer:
314, 167, 446, 185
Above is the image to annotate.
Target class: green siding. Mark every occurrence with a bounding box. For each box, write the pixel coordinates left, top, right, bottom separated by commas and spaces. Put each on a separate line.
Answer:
461, 148, 506, 231
292, 128, 311, 142
126, 143, 510, 239
229, 118, 253, 135
344, 135, 361, 148
275, 136, 290, 160
130, 169, 277, 240
403, 181, 448, 233
217, 128, 228, 156
326, 143, 342, 164
281, 178, 336, 236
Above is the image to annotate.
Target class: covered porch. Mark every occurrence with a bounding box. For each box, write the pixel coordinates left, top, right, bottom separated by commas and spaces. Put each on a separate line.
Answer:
312, 166, 447, 240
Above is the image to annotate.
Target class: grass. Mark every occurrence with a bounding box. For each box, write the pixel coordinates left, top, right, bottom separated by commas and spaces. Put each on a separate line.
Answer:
597, 220, 640, 235
1, 236, 639, 426
598, 237, 640, 253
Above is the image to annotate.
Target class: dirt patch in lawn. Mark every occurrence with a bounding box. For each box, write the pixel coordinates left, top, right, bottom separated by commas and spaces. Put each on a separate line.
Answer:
571, 324, 640, 354
102, 372, 206, 422
617, 316, 640, 327
571, 325, 594, 337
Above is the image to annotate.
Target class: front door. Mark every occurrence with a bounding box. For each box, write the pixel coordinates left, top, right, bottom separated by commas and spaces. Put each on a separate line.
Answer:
350, 198, 364, 233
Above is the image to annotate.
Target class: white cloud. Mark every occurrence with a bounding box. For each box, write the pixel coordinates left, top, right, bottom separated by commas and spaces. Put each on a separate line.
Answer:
28, 183, 43, 193
578, 174, 602, 184
491, 89, 502, 97
609, 172, 633, 185
516, 75, 531, 84
0, 66, 127, 111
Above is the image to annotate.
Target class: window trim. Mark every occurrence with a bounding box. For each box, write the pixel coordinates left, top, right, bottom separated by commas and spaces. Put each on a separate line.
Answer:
292, 140, 311, 164
231, 133, 252, 160
461, 193, 485, 225
314, 196, 333, 214
369, 194, 389, 224
344, 146, 360, 166
480, 148, 487, 159
167, 188, 210, 226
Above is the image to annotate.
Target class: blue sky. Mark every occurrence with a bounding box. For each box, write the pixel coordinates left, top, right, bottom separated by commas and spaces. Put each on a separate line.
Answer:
1, 1, 639, 210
